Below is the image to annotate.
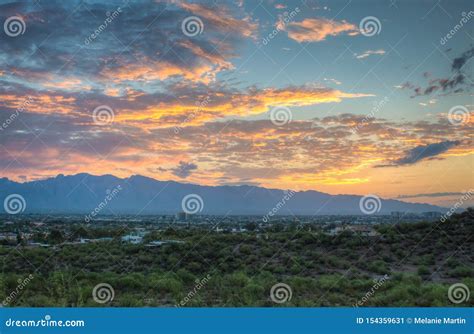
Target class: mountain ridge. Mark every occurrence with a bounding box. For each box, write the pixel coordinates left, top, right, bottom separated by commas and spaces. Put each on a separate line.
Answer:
0, 173, 446, 215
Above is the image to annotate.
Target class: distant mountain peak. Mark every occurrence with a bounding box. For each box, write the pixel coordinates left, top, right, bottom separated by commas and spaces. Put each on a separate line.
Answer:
0, 173, 446, 215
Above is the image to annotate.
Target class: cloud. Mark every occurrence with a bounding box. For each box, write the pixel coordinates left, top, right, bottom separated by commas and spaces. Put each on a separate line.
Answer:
283, 18, 358, 42
0, 81, 372, 127
2, 106, 472, 189
397, 192, 467, 199
178, 2, 257, 39
354, 49, 386, 59
452, 47, 474, 72
148, 85, 372, 127
0, 2, 373, 133
0, 0, 254, 89
170, 161, 198, 178
377, 140, 462, 167
407, 47, 473, 97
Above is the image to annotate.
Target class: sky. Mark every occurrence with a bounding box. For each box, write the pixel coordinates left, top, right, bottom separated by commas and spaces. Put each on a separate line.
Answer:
0, 0, 473, 207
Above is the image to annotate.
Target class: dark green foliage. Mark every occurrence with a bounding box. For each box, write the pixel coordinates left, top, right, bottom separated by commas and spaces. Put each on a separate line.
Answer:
0, 213, 472, 307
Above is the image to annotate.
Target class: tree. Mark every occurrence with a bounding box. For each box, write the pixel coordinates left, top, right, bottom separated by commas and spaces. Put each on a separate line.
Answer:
48, 229, 64, 244
16, 232, 25, 246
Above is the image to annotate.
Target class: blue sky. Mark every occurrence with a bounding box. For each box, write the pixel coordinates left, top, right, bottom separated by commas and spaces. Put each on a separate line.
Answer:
234, 0, 472, 122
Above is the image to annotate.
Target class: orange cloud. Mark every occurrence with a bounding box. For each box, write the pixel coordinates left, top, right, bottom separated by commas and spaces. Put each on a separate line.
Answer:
284, 18, 358, 42
43, 77, 92, 91
116, 86, 373, 127
0, 81, 372, 127
1, 114, 472, 201
179, 2, 257, 39
100, 58, 229, 85
0, 93, 76, 115
99, 39, 235, 85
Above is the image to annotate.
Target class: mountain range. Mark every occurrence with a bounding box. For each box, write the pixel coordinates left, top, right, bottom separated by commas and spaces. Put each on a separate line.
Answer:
0, 173, 445, 216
